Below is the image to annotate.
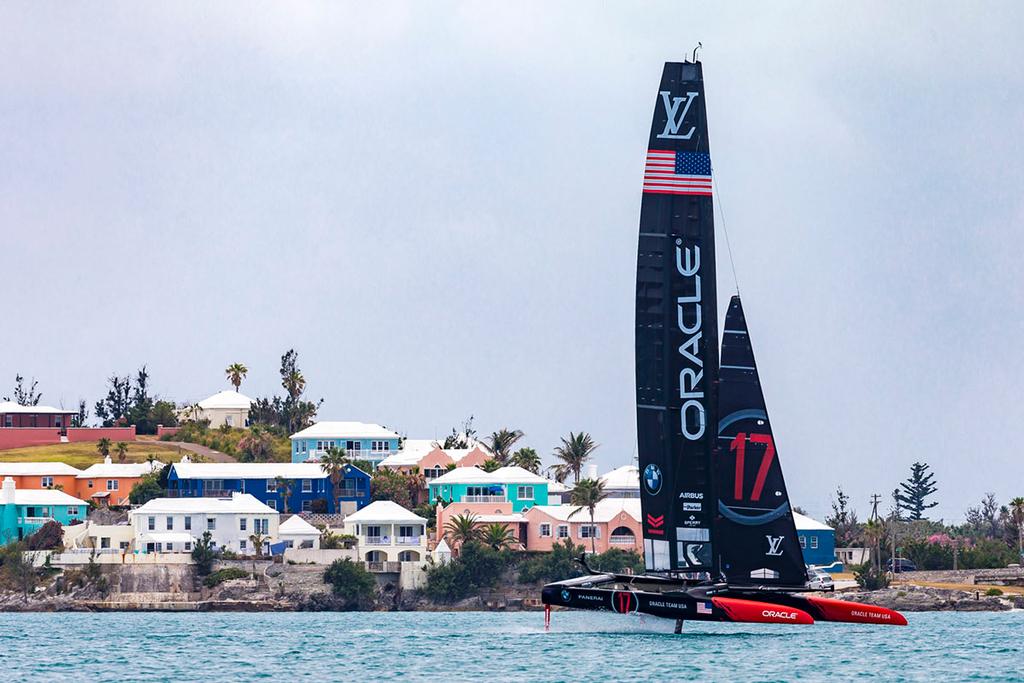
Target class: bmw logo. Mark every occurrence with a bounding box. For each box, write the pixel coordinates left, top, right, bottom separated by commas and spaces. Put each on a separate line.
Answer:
561, 589, 571, 602
643, 463, 663, 495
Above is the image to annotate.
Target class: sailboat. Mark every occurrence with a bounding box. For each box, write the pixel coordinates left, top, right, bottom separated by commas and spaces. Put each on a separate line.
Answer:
540, 60, 906, 628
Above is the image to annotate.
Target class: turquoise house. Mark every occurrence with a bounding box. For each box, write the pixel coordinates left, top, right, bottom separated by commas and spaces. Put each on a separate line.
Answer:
428, 466, 550, 513
290, 421, 401, 468
0, 477, 88, 546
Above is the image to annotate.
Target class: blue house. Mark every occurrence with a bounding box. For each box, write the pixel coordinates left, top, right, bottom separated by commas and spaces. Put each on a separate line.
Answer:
290, 421, 401, 468
1, 477, 89, 546
794, 512, 836, 569
166, 461, 370, 514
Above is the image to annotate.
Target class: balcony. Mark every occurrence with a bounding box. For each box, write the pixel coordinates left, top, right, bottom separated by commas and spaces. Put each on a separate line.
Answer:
364, 536, 390, 546
18, 516, 54, 526
164, 489, 232, 498
396, 536, 421, 546
366, 561, 402, 573
335, 489, 360, 499
463, 495, 506, 503
610, 535, 637, 545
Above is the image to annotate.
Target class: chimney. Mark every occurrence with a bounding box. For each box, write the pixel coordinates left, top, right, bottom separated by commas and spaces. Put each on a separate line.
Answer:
587, 464, 598, 480
104, 455, 112, 465
180, 455, 191, 464
1, 477, 15, 505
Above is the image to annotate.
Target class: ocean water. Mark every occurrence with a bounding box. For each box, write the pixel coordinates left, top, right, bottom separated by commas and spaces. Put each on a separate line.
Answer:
1, 610, 1021, 682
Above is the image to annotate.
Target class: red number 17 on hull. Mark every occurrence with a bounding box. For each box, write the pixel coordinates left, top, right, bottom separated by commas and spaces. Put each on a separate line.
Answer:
728, 433, 775, 502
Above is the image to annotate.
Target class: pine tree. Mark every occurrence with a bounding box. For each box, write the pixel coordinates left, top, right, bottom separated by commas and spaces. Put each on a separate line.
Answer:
895, 462, 938, 521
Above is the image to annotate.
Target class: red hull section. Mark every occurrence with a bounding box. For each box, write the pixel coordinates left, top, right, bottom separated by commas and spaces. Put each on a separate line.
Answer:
804, 596, 908, 626
712, 597, 814, 625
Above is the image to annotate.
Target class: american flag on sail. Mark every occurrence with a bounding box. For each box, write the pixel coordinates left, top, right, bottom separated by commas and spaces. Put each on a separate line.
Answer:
643, 150, 713, 196
697, 601, 713, 615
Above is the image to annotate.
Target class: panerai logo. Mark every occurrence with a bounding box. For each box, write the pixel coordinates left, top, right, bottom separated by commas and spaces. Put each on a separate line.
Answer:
657, 91, 700, 140
675, 239, 704, 440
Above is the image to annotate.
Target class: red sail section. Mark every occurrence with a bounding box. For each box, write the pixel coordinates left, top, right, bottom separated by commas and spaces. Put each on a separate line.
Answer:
712, 597, 814, 625
804, 596, 908, 626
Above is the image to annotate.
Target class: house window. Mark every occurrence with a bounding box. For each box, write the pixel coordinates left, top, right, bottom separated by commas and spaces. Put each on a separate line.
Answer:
107, 480, 119, 491
302, 500, 312, 512
55, 415, 62, 428
799, 536, 807, 549
424, 467, 445, 480
226, 415, 234, 427
371, 440, 389, 452
207, 518, 216, 531
240, 518, 248, 532
100, 537, 111, 549
539, 523, 552, 537
557, 525, 569, 539
302, 479, 312, 493
301, 442, 307, 453
810, 536, 819, 550
267, 499, 277, 511
184, 517, 192, 531
266, 480, 276, 493
119, 541, 130, 550
87, 480, 94, 489
256, 518, 269, 534
398, 525, 416, 538
345, 441, 362, 452
579, 525, 600, 539
3, 415, 11, 427
202, 480, 224, 492
184, 542, 191, 551
148, 516, 156, 531
41, 476, 53, 488
240, 540, 247, 550
67, 506, 79, 516
517, 486, 534, 500
166, 516, 174, 530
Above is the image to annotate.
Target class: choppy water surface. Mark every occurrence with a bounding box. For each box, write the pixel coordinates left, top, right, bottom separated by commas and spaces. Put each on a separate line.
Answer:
1, 610, 1021, 681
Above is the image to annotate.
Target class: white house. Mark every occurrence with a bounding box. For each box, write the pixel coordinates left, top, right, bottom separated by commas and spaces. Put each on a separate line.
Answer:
290, 421, 401, 467
129, 493, 279, 555
599, 465, 640, 499
343, 500, 427, 564
279, 515, 321, 550
179, 390, 253, 428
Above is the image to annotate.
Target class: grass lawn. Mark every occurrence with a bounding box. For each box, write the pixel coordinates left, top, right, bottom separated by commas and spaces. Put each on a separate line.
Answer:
0, 441, 187, 469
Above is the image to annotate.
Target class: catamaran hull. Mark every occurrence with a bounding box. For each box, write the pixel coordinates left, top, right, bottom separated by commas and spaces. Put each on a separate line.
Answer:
542, 580, 906, 626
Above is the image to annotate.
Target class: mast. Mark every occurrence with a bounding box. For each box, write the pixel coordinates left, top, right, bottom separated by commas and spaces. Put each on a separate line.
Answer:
635, 61, 718, 573
715, 296, 807, 587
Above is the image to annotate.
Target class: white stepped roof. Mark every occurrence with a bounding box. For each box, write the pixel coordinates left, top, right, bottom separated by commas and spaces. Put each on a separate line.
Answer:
77, 458, 163, 479
0, 462, 83, 476
377, 439, 439, 467
344, 500, 426, 524
793, 511, 833, 531
132, 493, 278, 515
529, 498, 642, 524
599, 465, 640, 490
290, 421, 399, 441
196, 390, 253, 410
10, 487, 89, 507
429, 465, 548, 486
171, 462, 340, 479
280, 515, 320, 535
0, 401, 74, 415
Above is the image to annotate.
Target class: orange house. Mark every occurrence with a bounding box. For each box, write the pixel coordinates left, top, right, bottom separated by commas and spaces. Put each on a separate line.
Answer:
74, 457, 163, 506
0, 462, 82, 493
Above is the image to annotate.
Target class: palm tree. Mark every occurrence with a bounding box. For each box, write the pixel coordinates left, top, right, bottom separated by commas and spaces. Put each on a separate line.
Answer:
96, 438, 112, 458
282, 370, 305, 401
444, 513, 480, 552
481, 458, 502, 473
225, 363, 248, 391
552, 432, 598, 484
863, 518, 886, 572
481, 522, 518, 550
568, 478, 608, 555
248, 531, 266, 558
1010, 497, 1024, 561
487, 428, 524, 464
275, 477, 295, 515
115, 441, 129, 463
320, 446, 350, 509
511, 447, 541, 474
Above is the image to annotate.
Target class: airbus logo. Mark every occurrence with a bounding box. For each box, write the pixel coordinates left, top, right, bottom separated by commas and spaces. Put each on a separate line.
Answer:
679, 491, 704, 500
656, 91, 699, 140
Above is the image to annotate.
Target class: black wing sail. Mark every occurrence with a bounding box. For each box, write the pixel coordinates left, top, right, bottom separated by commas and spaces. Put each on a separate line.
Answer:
636, 61, 718, 573
715, 296, 807, 587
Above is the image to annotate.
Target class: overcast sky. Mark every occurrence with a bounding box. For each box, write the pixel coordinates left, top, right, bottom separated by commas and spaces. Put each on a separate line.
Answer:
1, 2, 1021, 522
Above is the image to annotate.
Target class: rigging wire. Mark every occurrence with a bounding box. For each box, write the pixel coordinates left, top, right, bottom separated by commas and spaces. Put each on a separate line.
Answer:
712, 166, 741, 297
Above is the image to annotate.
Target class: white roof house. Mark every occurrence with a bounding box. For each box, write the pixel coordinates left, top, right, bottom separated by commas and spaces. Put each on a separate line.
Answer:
0, 462, 83, 477
793, 512, 833, 531
428, 466, 549, 486
133, 493, 278, 515
529, 498, 643, 524
130, 493, 280, 555
171, 461, 334, 480
279, 515, 321, 550
599, 465, 640, 497
343, 500, 427, 524
3, 484, 89, 507
179, 390, 253, 428
76, 456, 162, 480
290, 421, 400, 441
197, 390, 253, 410
0, 401, 74, 415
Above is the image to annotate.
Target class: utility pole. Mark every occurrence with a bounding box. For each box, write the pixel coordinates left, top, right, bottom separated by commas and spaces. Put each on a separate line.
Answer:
869, 494, 882, 522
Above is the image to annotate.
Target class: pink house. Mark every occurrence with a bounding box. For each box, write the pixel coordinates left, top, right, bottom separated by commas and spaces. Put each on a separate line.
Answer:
378, 439, 492, 480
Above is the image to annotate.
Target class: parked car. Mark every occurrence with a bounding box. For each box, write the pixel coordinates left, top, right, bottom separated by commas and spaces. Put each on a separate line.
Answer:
806, 567, 835, 591
888, 558, 917, 573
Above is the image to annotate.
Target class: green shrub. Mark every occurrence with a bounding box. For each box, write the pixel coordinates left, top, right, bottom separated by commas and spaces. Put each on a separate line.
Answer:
852, 562, 890, 590
985, 587, 1004, 596
424, 541, 511, 603
323, 559, 376, 609
518, 539, 585, 584
191, 531, 219, 576
203, 567, 251, 587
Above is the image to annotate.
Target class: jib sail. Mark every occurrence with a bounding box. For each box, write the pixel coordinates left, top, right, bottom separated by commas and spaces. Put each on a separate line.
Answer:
635, 61, 719, 573
715, 296, 807, 586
